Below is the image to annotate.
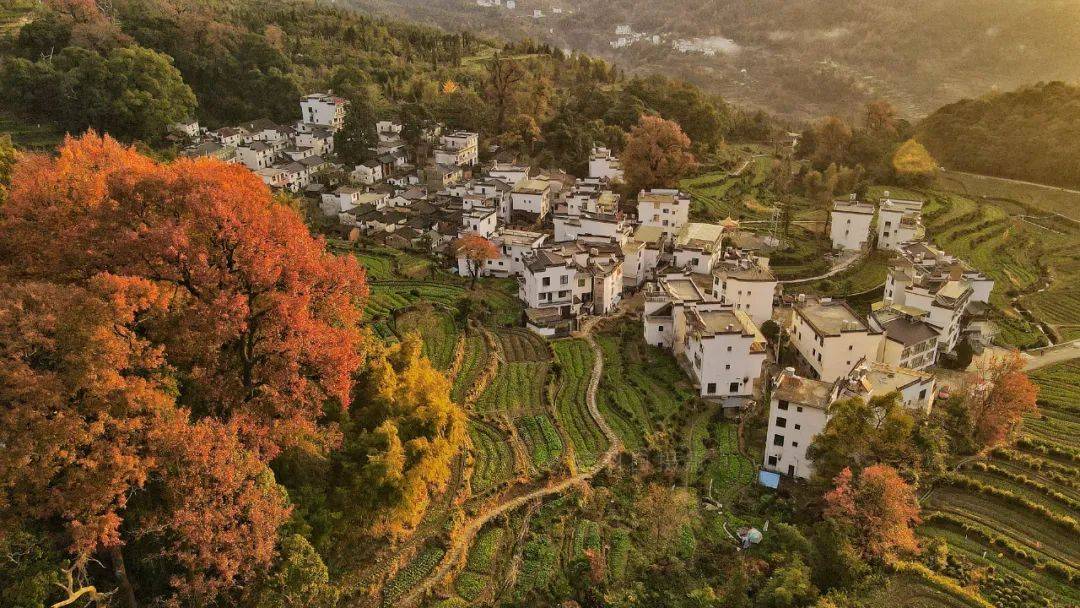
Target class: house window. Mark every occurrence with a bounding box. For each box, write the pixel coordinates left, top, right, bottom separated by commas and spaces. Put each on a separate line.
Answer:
788, 465, 796, 476
707, 383, 716, 394
776, 417, 787, 428
794, 424, 801, 430
778, 400, 789, 410
729, 382, 740, 393
768, 456, 777, 466
792, 441, 799, 447
796, 406, 803, 413
919, 389, 927, 400
727, 346, 733, 352
725, 364, 731, 370
658, 325, 664, 332
542, 277, 550, 286
560, 275, 569, 285
773, 434, 785, 446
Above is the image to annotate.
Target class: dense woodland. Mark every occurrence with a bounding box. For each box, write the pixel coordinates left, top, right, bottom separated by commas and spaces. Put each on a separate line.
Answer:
0, 0, 772, 173
917, 82, 1080, 190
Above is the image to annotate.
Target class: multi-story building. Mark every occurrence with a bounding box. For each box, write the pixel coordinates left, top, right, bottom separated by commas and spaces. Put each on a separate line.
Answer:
878, 196, 924, 251
643, 274, 766, 400
458, 228, 547, 278
643, 273, 709, 351
588, 146, 624, 182
762, 362, 937, 479
519, 244, 624, 334
564, 178, 619, 216
553, 211, 631, 244
299, 93, 347, 132
510, 178, 553, 221
790, 298, 883, 381
870, 304, 940, 370
637, 189, 690, 236
883, 241, 993, 352
829, 198, 875, 250
488, 162, 530, 187
712, 255, 777, 327
673, 222, 726, 274
682, 305, 768, 398
460, 206, 498, 238
434, 131, 479, 167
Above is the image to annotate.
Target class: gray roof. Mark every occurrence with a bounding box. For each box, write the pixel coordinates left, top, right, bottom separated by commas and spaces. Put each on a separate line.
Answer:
883, 316, 939, 346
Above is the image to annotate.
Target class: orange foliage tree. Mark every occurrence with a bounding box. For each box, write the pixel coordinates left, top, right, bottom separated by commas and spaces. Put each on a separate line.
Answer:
452, 233, 500, 290
824, 464, 921, 560
0, 133, 369, 605
961, 351, 1039, 448
621, 115, 698, 193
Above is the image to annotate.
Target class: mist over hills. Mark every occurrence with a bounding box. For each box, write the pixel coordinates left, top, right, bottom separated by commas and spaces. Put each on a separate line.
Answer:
347, 0, 1080, 122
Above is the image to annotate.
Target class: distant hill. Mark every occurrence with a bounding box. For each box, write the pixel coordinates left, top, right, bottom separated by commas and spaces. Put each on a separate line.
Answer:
917, 82, 1080, 190
346, 0, 1080, 122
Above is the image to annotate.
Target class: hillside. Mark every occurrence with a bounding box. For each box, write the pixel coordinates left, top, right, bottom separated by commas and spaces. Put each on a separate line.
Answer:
917, 82, 1080, 191
345, 0, 1080, 122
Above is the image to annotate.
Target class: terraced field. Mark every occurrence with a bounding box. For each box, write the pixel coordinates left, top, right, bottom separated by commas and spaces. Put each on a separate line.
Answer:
551, 339, 609, 468
393, 305, 460, 370
919, 360, 1080, 608
514, 414, 564, 472
916, 181, 1080, 345
473, 361, 550, 417
496, 328, 552, 362
467, 421, 515, 495
451, 333, 491, 404
595, 326, 696, 453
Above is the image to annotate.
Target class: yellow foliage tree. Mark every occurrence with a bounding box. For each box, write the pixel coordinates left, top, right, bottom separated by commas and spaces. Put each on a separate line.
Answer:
361, 334, 467, 539
892, 139, 938, 184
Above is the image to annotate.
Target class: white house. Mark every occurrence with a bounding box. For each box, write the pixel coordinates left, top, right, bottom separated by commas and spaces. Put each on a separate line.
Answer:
564, 179, 619, 216
878, 197, 924, 251
236, 141, 280, 170
712, 257, 777, 327
870, 305, 940, 370
883, 241, 993, 353
352, 159, 383, 185
435, 131, 479, 167
673, 223, 726, 275
510, 178, 553, 221
488, 162, 530, 187
460, 229, 547, 280
169, 118, 200, 138
762, 362, 937, 479
376, 120, 403, 143
588, 147, 623, 182
829, 199, 875, 250
682, 305, 767, 399
625, 225, 667, 287
325, 189, 388, 218
299, 93, 347, 132
460, 207, 499, 239
789, 298, 883, 382
553, 211, 630, 244
643, 273, 709, 351
519, 249, 580, 318
637, 189, 691, 236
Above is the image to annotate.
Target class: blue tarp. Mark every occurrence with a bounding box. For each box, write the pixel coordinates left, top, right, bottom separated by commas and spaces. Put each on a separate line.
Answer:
758, 470, 780, 489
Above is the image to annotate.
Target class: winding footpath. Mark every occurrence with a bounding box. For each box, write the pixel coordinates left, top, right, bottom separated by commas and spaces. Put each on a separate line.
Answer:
393, 313, 624, 607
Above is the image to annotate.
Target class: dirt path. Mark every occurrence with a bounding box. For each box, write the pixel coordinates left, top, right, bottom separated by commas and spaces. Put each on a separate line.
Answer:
391, 312, 625, 607
779, 249, 866, 285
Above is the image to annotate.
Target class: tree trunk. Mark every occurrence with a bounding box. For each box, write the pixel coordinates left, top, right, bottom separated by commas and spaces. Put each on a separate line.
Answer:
110, 546, 138, 608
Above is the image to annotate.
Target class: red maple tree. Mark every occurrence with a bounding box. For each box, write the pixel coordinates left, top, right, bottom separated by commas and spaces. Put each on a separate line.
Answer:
0, 133, 370, 605
452, 233, 500, 290
824, 464, 921, 559
962, 351, 1039, 448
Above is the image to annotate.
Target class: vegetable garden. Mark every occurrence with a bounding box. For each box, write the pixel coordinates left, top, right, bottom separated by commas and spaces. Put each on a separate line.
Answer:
552, 339, 608, 468
393, 305, 460, 370
467, 421, 515, 495
919, 360, 1080, 608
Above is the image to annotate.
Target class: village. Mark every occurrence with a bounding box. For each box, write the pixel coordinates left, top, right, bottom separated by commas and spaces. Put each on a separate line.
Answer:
170, 91, 1001, 486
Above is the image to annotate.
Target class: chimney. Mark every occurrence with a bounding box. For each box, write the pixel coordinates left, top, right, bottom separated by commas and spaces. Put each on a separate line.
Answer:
949, 263, 964, 281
